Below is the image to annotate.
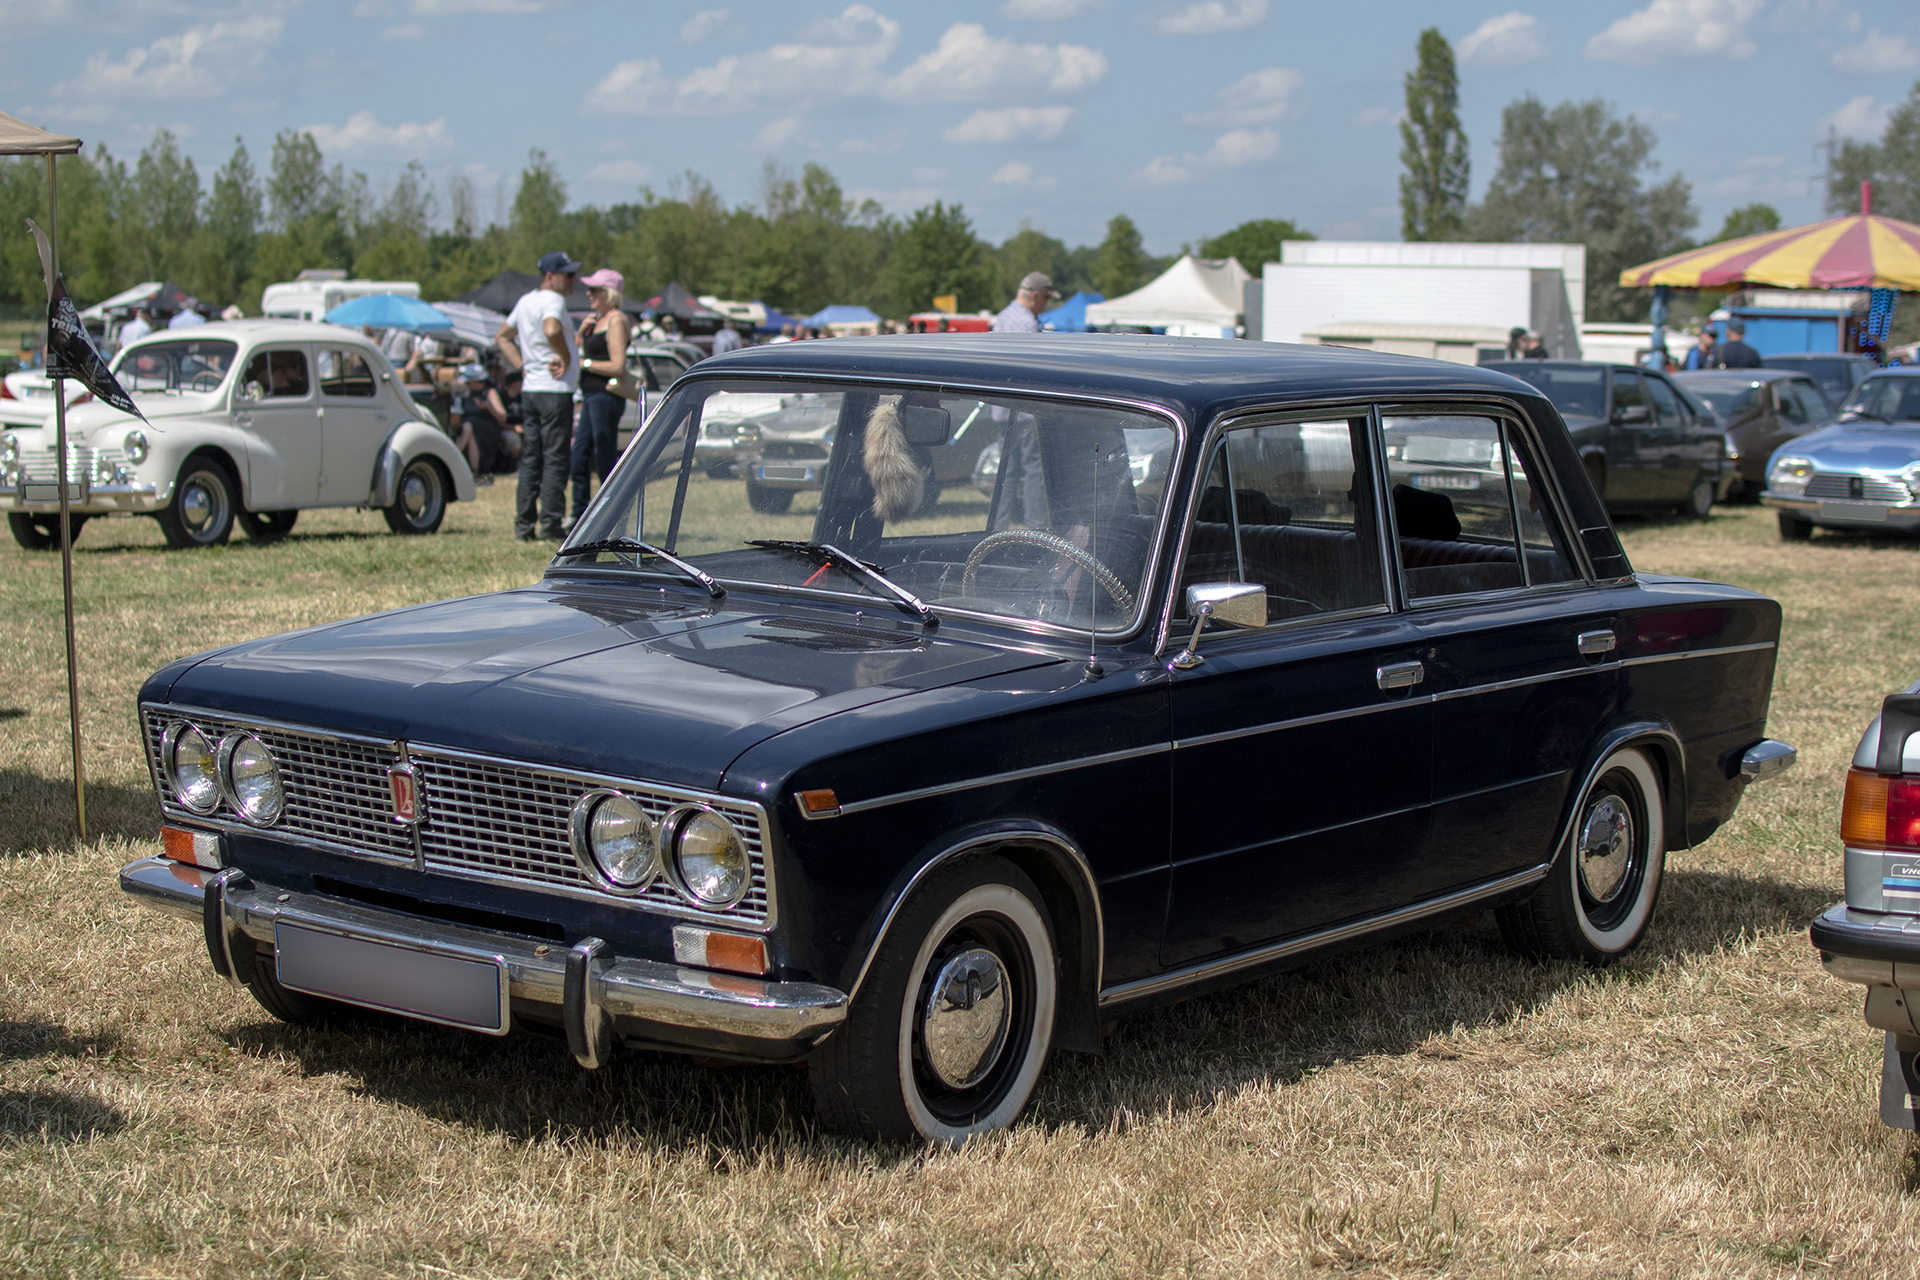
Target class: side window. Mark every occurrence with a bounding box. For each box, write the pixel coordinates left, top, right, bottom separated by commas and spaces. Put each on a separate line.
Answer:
1786, 379, 1829, 423
1645, 375, 1685, 427
1179, 418, 1384, 623
317, 348, 377, 397
1611, 371, 1648, 424
1506, 429, 1580, 585
643, 357, 684, 389
243, 349, 310, 399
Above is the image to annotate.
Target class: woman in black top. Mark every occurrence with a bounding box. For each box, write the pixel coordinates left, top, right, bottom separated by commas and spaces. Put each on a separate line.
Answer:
571, 269, 632, 525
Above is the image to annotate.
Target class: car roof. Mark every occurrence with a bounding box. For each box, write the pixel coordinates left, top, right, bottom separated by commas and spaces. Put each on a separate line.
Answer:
1763, 352, 1874, 362
1673, 368, 1805, 382
120, 319, 375, 348
1860, 367, 1920, 379
704, 334, 1554, 425
1483, 359, 1642, 374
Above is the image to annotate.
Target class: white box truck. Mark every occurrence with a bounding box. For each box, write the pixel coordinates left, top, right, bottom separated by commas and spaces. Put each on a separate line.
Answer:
260, 275, 421, 322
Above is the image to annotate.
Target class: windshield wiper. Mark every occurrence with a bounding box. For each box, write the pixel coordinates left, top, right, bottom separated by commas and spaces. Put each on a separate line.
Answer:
744, 539, 938, 626
555, 537, 724, 598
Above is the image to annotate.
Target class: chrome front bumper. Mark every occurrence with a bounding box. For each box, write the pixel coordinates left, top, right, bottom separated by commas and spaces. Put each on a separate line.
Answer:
5, 479, 162, 514
1761, 492, 1920, 531
119, 855, 847, 1063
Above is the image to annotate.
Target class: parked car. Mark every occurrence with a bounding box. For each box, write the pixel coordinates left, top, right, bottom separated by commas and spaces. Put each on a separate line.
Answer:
613, 344, 691, 455
1483, 360, 1727, 519
1674, 368, 1832, 499
0, 364, 66, 431
119, 336, 1794, 1143
1810, 682, 1920, 1130
1762, 352, 1877, 407
1761, 368, 1920, 540
1, 320, 475, 550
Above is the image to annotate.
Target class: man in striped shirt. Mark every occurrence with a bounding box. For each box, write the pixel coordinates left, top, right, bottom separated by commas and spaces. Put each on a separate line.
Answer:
991, 272, 1055, 333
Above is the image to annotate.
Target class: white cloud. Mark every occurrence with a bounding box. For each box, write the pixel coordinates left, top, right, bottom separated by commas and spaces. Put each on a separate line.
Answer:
680, 8, 738, 41
585, 4, 900, 114
1769, 0, 1860, 33
303, 112, 452, 155
586, 159, 650, 183
57, 15, 285, 101
1823, 93, 1893, 139
998, 0, 1103, 16
882, 23, 1106, 100
1153, 0, 1266, 35
1351, 105, 1403, 126
381, 0, 572, 12
1138, 125, 1278, 184
1181, 66, 1299, 126
989, 160, 1057, 186
1586, 0, 1762, 64
944, 105, 1074, 143
1830, 32, 1920, 74
846, 185, 941, 211
382, 22, 426, 39
1139, 156, 1194, 185
756, 116, 802, 147
1458, 12, 1548, 67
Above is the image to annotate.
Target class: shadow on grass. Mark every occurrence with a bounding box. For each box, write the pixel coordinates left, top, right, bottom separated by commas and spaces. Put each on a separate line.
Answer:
0, 770, 157, 856
214, 861, 1837, 1156
0, 1086, 125, 1146
0, 1019, 124, 1064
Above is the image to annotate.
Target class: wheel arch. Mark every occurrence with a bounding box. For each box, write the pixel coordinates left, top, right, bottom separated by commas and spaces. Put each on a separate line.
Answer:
841, 820, 1105, 1055
1557, 721, 1688, 858
175, 444, 247, 506
368, 422, 476, 507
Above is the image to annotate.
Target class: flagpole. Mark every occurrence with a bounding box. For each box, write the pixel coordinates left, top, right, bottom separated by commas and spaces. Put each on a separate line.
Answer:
46, 153, 85, 841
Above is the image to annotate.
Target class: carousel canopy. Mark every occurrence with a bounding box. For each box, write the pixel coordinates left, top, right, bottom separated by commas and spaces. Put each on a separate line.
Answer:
1619, 212, 1920, 292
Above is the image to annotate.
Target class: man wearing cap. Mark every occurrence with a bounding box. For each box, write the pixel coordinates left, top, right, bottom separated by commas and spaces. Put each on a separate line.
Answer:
496, 251, 581, 541
992, 272, 1055, 333
1711, 318, 1763, 369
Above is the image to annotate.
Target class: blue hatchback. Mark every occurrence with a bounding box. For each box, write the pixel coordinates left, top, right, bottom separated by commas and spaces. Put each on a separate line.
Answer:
1762, 367, 1920, 539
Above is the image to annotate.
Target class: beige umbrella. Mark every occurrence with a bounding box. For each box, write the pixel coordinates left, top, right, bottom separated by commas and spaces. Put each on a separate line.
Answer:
2, 110, 88, 839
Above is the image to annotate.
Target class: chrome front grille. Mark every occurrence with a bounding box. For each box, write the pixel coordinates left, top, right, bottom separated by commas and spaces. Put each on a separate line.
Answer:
142, 706, 771, 925
1806, 473, 1913, 502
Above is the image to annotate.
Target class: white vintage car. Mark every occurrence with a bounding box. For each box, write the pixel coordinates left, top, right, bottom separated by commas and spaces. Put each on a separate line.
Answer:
1, 320, 474, 550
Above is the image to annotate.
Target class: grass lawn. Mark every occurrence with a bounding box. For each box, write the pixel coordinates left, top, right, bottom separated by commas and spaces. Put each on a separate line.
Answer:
2, 488, 1917, 1277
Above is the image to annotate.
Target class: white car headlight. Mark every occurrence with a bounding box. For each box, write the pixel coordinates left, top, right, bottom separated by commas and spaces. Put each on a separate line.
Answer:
161, 721, 220, 814
569, 790, 659, 893
123, 429, 148, 464
1768, 455, 1814, 496
1, 433, 17, 467
218, 732, 284, 826
670, 807, 750, 908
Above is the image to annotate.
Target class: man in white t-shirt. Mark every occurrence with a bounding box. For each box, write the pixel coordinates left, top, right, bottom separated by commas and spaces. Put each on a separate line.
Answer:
495, 251, 581, 541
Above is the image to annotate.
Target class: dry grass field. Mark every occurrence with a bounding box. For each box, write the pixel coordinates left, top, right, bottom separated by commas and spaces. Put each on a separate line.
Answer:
2, 483, 1918, 1278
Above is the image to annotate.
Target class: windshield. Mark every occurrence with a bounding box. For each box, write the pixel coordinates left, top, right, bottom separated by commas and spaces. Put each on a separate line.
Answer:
110, 339, 239, 393
1681, 379, 1760, 419
1498, 365, 1607, 420
562, 380, 1179, 635
1841, 377, 1920, 424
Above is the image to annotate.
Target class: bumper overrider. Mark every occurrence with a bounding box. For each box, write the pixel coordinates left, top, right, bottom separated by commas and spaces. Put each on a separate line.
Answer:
120, 854, 848, 1066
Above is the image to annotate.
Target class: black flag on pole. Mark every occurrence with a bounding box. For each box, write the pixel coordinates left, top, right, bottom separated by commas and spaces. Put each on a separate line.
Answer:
26, 218, 143, 421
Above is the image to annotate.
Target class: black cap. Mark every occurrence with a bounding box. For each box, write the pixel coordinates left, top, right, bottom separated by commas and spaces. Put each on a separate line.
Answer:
537, 251, 582, 275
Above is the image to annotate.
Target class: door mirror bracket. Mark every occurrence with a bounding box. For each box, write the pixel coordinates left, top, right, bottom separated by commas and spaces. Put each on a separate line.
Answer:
1170, 582, 1267, 670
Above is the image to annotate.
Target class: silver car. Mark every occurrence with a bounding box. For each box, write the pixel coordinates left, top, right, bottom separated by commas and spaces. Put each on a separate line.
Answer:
1762, 368, 1920, 540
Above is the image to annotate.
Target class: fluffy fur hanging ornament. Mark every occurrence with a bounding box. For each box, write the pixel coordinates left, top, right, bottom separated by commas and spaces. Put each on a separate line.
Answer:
864, 395, 925, 521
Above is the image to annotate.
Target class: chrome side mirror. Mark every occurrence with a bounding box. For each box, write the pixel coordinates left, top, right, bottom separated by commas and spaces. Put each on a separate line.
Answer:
238, 380, 264, 403
1170, 582, 1266, 670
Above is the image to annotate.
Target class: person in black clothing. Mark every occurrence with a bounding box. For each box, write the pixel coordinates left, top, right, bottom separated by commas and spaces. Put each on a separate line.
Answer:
571, 268, 632, 525
1712, 318, 1763, 369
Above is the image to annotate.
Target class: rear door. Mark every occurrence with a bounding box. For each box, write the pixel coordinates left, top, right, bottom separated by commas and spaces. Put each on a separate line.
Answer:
314, 346, 392, 504
235, 346, 321, 508
1644, 372, 1716, 504
1604, 370, 1658, 502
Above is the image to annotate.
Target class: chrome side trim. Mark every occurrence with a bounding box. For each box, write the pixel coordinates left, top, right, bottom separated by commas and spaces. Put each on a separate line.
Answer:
1619, 640, 1776, 667
834, 744, 1171, 817
1174, 695, 1427, 750
1099, 864, 1549, 1007
1430, 662, 1621, 703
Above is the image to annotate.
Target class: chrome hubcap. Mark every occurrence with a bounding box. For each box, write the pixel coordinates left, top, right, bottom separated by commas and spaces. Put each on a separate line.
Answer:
921, 947, 1011, 1090
182, 482, 213, 530
401, 472, 430, 518
1578, 795, 1634, 903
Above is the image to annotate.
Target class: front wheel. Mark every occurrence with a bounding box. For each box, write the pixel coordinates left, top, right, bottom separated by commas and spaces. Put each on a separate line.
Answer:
1679, 478, 1714, 520
1778, 511, 1813, 541
384, 457, 448, 534
156, 457, 236, 548
7, 512, 87, 551
745, 478, 794, 514
809, 856, 1056, 1143
1496, 746, 1666, 965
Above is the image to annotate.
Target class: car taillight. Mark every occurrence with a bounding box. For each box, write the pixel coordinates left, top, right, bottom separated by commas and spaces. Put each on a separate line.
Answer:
1842, 768, 1920, 850
0, 381, 14, 400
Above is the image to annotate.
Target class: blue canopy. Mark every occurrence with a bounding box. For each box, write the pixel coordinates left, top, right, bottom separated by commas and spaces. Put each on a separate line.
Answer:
804, 304, 881, 327
1040, 291, 1104, 332
324, 294, 453, 332
756, 302, 802, 334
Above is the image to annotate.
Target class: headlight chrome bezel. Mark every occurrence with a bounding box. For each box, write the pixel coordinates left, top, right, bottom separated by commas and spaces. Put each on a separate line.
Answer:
217, 731, 284, 827
123, 429, 148, 465
1768, 454, 1815, 495
160, 720, 221, 814
665, 804, 751, 910
568, 788, 661, 895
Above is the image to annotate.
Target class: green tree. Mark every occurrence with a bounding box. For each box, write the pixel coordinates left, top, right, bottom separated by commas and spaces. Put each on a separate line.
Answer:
1198, 217, 1312, 270
1827, 79, 1920, 222
995, 221, 1069, 301
267, 129, 332, 229
1468, 95, 1696, 323
509, 149, 569, 266
883, 201, 995, 313
127, 130, 200, 281
1399, 27, 1469, 241
184, 138, 262, 305
1713, 203, 1780, 242
1093, 214, 1148, 299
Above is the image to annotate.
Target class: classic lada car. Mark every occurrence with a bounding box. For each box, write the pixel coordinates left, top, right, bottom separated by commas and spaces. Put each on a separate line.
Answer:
120, 335, 1795, 1143
1762, 368, 1920, 540
2, 319, 474, 550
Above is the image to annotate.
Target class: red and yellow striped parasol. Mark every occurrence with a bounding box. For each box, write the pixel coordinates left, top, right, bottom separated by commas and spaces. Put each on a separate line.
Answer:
1618, 211, 1920, 291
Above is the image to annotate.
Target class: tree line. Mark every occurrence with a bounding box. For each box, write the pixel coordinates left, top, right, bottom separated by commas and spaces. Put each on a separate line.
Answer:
0, 131, 1310, 323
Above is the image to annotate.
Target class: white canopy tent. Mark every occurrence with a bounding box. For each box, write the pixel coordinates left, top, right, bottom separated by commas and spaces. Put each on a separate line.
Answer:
1084, 255, 1251, 338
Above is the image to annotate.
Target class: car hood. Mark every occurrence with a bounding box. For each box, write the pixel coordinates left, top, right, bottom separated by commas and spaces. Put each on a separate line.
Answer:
1780, 423, 1920, 470
152, 581, 1061, 791
8, 391, 224, 447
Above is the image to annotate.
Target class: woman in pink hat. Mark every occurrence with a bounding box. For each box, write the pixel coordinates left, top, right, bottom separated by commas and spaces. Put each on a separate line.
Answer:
571, 268, 633, 525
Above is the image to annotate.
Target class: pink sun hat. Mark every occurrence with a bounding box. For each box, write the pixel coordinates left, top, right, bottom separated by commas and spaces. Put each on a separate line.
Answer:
579, 268, 624, 292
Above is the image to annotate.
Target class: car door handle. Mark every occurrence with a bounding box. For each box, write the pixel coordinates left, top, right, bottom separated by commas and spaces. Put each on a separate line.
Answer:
1377, 661, 1425, 691
1577, 629, 1617, 655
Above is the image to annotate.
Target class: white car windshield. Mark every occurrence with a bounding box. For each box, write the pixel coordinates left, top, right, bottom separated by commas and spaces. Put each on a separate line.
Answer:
1841, 377, 1920, 424
559, 381, 1179, 635
110, 339, 239, 393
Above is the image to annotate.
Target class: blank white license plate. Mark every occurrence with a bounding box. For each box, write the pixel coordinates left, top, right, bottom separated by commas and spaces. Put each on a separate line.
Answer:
21, 483, 83, 503
275, 923, 507, 1033
758, 465, 812, 481
1821, 500, 1888, 522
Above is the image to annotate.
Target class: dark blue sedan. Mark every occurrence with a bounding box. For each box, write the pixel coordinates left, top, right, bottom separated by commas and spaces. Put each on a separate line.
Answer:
121, 335, 1794, 1142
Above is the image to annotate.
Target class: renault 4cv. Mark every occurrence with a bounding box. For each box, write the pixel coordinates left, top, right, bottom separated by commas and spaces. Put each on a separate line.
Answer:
121, 335, 1794, 1142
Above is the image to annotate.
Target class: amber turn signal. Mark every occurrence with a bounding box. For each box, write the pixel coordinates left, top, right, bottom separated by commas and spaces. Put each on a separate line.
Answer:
672, 924, 771, 976
796, 788, 841, 818
1841, 768, 1920, 851
161, 825, 222, 869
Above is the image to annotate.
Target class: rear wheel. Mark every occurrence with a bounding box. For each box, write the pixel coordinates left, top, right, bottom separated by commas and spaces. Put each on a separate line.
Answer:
7, 512, 87, 551
383, 457, 448, 535
156, 457, 236, 548
239, 509, 299, 542
745, 478, 794, 514
809, 856, 1056, 1143
1778, 511, 1813, 541
1679, 478, 1714, 520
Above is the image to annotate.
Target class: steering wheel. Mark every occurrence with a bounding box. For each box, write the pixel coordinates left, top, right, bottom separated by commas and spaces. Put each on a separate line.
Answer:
189, 371, 222, 391
960, 529, 1135, 611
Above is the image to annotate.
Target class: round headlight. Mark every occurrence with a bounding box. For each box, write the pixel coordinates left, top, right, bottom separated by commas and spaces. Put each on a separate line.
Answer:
123, 429, 148, 465
218, 732, 283, 826
1, 433, 17, 466
671, 807, 750, 908
1768, 454, 1814, 494
569, 790, 659, 893
162, 721, 220, 814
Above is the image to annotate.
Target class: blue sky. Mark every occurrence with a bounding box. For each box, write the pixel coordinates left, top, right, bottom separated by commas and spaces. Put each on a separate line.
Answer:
7, 0, 1917, 254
